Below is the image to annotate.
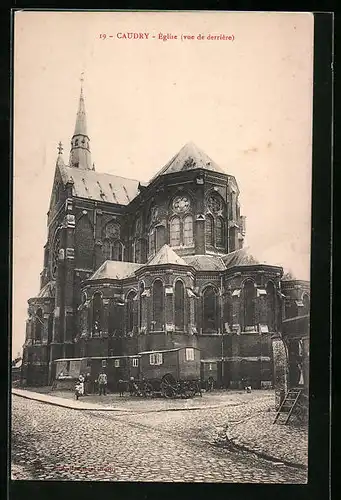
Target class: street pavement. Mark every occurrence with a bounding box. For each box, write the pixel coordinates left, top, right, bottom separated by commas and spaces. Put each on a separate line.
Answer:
11, 394, 307, 483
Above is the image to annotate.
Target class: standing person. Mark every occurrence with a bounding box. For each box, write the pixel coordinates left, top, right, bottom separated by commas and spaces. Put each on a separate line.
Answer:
98, 371, 108, 396
118, 378, 125, 397
78, 374, 85, 396
83, 372, 90, 395
129, 376, 135, 396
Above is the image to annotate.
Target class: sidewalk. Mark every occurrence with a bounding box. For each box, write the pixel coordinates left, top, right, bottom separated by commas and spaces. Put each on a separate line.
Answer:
12, 388, 131, 412
220, 411, 308, 469
12, 388, 237, 413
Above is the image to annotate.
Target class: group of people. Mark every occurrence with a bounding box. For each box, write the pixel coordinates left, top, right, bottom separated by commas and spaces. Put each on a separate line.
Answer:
75, 371, 108, 399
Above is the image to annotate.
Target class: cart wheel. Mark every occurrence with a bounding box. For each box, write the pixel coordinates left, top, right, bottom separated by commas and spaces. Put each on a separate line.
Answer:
161, 374, 177, 398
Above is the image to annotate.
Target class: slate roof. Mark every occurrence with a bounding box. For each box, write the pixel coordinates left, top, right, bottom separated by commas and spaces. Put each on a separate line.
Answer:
221, 247, 261, 268
148, 142, 226, 184
182, 254, 226, 271
58, 164, 140, 205
146, 245, 189, 267
182, 248, 264, 271
89, 261, 143, 280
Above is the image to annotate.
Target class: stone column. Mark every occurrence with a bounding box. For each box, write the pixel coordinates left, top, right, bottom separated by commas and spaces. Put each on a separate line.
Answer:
188, 295, 196, 333
194, 174, 205, 254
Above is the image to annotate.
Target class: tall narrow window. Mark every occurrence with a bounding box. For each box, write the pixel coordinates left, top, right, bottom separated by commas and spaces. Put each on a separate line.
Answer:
302, 294, 310, 315
135, 239, 142, 263
126, 291, 138, 333
35, 309, 43, 342
183, 216, 194, 246
152, 280, 164, 331
203, 286, 218, 332
243, 280, 256, 328
75, 216, 94, 269
170, 217, 181, 247
155, 225, 166, 252
205, 215, 214, 246
92, 292, 102, 335
216, 217, 224, 247
266, 281, 276, 331
149, 231, 156, 257
47, 313, 53, 344
174, 280, 185, 331
112, 240, 123, 261
102, 239, 111, 260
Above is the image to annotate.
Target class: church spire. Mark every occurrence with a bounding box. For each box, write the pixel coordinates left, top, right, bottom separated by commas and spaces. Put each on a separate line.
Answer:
69, 73, 93, 170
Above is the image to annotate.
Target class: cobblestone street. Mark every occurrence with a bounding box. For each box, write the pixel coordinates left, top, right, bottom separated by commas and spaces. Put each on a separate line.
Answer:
11, 394, 307, 483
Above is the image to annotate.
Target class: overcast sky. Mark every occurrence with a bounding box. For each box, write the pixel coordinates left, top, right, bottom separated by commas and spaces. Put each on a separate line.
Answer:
13, 11, 314, 357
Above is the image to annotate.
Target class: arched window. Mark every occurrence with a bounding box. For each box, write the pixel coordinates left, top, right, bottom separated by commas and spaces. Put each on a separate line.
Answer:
203, 286, 218, 332
205, 215, 214, 246
112, 240, 123, 261
35, 309, 43, 342
139, 282, 145, 328
302, 294, 310, 315
266, 281, 276, 331
243, 280, 256, 328
92, 292, 102, 336
175, 281, 185, 331
126, 291, 138, 334
183, 216, 194, 246
152, 279, 164, 331
216, 217, 225, 247
170, 217, 181, 247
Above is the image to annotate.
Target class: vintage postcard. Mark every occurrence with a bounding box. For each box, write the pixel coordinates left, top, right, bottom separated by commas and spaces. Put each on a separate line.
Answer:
12, 10, 314, 483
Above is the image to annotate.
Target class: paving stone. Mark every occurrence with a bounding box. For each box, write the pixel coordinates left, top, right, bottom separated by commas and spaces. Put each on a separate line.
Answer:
11, 394, 307, 483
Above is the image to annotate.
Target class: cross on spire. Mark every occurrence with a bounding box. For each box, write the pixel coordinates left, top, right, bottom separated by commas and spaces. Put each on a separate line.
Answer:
57, 141, 63, 154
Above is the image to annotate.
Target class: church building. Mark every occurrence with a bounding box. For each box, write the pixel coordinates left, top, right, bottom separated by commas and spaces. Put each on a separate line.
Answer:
21, 85, 310, 390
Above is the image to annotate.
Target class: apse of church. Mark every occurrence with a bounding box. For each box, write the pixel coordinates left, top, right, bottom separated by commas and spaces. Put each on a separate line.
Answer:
21, 84, 310, 389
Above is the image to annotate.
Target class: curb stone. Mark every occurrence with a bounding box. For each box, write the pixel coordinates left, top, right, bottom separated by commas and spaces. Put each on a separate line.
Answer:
12, 389, 244, 414
212, 434, 307, 470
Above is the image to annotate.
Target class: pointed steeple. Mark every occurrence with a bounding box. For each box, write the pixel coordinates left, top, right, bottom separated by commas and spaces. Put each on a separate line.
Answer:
69, 74, 93, 170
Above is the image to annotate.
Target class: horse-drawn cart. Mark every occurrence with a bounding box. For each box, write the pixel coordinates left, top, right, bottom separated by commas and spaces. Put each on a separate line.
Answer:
135, 347, 202, 399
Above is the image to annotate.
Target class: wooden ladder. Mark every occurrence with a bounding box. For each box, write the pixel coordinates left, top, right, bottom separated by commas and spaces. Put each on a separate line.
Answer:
273, 388, 302, 425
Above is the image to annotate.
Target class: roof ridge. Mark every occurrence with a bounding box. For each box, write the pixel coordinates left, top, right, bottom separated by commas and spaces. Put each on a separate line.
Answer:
61, 164, 141, 184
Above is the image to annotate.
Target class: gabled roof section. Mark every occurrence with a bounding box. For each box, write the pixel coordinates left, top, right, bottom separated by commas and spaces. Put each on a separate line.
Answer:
58, 164, 140, 205
146, 245, 189, 267
89, 261, 143, 280
182, 254, 226, 271
148, 142, 226, 184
